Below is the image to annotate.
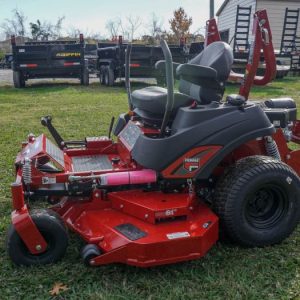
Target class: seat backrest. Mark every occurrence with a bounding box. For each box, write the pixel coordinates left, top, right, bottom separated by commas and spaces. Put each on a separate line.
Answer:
179, 41, 233, 104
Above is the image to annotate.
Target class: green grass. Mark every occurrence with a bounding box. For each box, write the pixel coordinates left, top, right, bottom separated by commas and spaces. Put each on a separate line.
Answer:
0, 78, 300, 300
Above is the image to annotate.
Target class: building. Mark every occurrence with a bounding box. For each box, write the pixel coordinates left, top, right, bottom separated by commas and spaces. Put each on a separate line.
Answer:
0, 36, 29, 53
216, 0, 300, 50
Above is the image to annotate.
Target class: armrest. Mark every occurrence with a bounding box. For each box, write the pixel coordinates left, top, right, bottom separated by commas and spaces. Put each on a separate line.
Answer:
176, 63, 222, 90
176, 63, 217, 79
155, 60, 181, 71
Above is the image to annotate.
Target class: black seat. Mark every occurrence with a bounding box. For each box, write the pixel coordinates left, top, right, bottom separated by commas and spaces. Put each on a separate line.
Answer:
131, 86, 192, 115
132, 42, 234, 122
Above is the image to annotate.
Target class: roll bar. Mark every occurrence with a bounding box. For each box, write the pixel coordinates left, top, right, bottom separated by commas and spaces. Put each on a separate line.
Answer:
125, 39, 175, 137
125, 44, 133, 110
159, 39, 175, 138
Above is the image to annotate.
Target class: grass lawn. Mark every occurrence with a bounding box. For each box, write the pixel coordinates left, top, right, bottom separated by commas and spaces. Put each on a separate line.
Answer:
0, 78, 300, 299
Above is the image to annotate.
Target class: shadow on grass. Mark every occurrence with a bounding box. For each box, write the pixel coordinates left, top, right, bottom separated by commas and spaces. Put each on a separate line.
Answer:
2, 227, 298, 299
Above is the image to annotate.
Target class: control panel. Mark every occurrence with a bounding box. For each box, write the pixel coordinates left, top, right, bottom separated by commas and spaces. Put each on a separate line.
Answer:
119, 121, 142, 150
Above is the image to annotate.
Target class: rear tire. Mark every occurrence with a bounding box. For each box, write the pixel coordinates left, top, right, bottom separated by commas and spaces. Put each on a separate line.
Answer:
6, 209, 68, 266
13, 71, 25, 88
213, 156, 300, 247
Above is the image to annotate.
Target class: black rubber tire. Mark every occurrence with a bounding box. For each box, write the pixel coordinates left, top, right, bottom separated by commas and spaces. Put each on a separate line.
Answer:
81, 68, 89, 86
104, 66, 115, 86
81, 244, 101, 266
6, 209, 68, 266
213, 156, 300, 247
13, 71, 25, 88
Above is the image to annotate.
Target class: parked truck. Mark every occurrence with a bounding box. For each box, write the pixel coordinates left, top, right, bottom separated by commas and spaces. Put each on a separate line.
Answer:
11, 34, 89, 88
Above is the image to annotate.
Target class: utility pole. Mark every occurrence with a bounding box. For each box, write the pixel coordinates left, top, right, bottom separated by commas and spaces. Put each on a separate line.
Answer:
210, 0, 215, 19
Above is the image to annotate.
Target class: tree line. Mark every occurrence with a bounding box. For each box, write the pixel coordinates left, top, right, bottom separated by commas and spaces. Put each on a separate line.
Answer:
1, 8, 204, 43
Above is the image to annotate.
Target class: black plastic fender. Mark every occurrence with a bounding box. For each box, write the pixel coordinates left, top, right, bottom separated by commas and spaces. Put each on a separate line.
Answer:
132, 103, 275, 178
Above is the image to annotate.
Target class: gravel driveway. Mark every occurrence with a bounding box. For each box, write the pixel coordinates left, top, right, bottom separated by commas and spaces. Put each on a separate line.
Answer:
0, 69, 156, 87
0, 69, 101, 87
0, 69, 13, 85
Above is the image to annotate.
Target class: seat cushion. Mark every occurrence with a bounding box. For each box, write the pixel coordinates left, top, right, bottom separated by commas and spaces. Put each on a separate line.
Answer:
131, 86, 193, 115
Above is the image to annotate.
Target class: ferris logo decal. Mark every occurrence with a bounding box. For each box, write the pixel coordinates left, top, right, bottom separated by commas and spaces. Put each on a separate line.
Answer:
183, 158, 200, 172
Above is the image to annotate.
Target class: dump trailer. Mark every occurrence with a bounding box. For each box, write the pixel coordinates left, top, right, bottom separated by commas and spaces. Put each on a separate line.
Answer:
11, 35, 89, 88
97, 37, 203, 86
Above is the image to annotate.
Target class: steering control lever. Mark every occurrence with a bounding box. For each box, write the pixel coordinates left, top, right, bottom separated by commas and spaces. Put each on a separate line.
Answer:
41, 116, 86, 149
41, 116, 65, 148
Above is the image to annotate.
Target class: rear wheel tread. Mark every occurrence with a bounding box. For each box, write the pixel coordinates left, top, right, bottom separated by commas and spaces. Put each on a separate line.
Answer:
213, 155, 300, 247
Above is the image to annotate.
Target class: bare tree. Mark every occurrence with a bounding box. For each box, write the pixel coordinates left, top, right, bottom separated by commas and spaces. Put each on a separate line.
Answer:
118, 19, 130, 41
67, 26, 81, 38
148, 13, 163, 38
14, 9, 26, 36
30, 16, 65, 41
67, 27, 102, 40
1, 9, 27, 38
127, 16, 142, 41
105, 19, 121, 39
52, 16, 65, 39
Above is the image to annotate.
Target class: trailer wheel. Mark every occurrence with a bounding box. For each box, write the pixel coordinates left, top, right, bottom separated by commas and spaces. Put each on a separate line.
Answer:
13, 71, 25, 88
99, 66, 106, 85
6, 209, 68, 266
104, 66, 115, 86
213, 156, 300, 247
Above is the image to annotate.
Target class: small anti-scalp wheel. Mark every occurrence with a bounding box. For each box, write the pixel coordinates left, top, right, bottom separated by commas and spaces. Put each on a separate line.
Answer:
213, 156, 300, 247
81, 244, 101, 266
6, 209, 68, 266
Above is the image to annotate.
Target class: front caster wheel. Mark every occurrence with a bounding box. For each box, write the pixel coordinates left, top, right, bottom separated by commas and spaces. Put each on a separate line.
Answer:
81, 244, 101, 266
6, 209, 68, 266
213, 156, 300, 247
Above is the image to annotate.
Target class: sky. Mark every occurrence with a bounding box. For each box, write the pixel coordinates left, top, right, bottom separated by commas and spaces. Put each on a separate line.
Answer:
0, 0, 224, 39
